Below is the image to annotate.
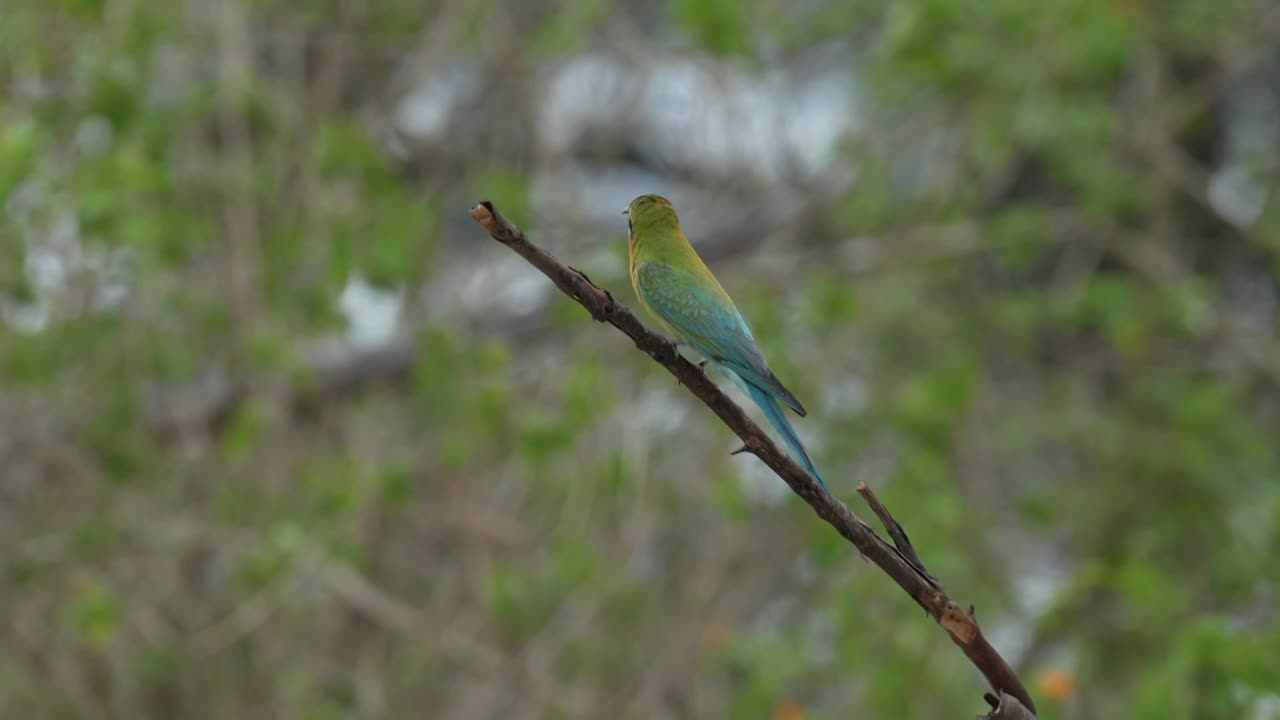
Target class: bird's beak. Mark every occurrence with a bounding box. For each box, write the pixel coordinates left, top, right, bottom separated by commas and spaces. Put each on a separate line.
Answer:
621, 208, 629, 216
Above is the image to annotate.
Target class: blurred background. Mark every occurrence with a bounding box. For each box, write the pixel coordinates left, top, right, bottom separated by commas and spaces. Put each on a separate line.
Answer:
2, 0, 1280, 718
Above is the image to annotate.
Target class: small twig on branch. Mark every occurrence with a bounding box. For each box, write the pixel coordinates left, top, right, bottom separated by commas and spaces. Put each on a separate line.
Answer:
857, 482, 940, 589
470, 200, 1037, 716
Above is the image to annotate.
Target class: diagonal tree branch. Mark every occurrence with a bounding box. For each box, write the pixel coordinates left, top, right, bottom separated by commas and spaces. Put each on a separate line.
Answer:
470, 200, 1037, 717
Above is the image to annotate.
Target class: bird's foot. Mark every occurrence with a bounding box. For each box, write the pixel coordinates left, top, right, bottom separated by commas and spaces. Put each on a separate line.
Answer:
675, 356, 709, 389
567, 266, 615, 320
653, 339, 680, 365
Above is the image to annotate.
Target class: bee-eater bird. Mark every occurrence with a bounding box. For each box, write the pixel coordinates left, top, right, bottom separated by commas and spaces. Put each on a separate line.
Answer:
625, 194, 827, 491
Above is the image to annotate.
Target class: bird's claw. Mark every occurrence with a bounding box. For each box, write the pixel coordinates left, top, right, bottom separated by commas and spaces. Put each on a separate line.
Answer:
730, 444, 752, 456
568, 266, 615, 317
653, 340, 680, 365
569, 265, 598, 288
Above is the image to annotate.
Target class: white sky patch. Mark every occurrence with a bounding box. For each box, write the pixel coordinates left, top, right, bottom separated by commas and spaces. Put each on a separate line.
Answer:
338, 274, 404, 349
982, 563, 1070, 666
1234, 685, 1280, 720
393, 62, 479, 143
822, 374, 869, 416
737, 444, 792, 506
630, 384, 692, 435
1209, 164, 1269, 228
3, 191, 133, 334
417, 50, 867, 189
435, 253, 554, 322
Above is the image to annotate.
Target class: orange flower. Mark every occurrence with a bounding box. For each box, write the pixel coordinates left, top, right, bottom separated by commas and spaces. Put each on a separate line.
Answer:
699, 622, 732, 654
1037, 668, 1077, 702
772, 700, 806, 720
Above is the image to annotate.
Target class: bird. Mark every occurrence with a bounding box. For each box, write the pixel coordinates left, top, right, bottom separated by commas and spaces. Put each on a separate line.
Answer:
624, 193, 827, 491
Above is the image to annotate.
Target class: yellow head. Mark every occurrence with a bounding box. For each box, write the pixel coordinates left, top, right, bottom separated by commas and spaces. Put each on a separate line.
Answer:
624, 194, 681, 238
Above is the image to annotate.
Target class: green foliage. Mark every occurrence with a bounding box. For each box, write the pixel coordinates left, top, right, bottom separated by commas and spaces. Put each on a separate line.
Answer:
723, 632, 809, 716
3, 0, 1279, 718
472, 166, 532, 229
0, 118, 43, 201
487, 535, 600, 642
67, 579, 124, 648
670, 0, 752, 57
533, 0, 609, 54
832, 1, 1280, 716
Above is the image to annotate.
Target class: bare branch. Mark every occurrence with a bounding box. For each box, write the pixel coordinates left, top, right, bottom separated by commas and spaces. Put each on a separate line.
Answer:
471, 200, 1038, 716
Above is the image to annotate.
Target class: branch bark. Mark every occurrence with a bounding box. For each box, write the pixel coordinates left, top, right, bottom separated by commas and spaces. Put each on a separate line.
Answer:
470, 200, 1038, 716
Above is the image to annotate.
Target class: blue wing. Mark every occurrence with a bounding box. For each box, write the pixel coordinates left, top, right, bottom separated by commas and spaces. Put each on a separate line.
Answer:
636, 262, 806, 416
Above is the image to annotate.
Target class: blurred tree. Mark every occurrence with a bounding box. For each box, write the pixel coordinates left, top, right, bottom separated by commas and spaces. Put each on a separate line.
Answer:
1, 0, 1278, 718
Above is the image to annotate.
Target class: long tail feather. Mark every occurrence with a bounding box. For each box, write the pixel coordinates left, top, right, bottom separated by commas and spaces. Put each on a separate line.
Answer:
744, 381, 828, 491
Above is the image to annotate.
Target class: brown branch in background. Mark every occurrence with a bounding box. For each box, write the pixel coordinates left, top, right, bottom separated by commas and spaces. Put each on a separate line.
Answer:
470, 200, 1038, 717
145, 337, 418, 438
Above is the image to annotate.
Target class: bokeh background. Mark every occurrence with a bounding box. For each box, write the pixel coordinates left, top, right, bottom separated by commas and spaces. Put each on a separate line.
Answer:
3, 0, 1280, 718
